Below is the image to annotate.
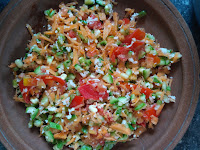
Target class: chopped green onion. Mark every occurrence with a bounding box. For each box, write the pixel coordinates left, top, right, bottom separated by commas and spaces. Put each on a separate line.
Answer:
126, 69, 132, 76
100, 40, 107, 46
45, 131, 54, 143
153, 76, 162, 84
78, 33, 88, 43
64, 60, 71, 68
34, 66, 44, 75
134, 103, 146, 111
79, 57, 86, 64
48, 115, 53, 122
81, 145, 92, 150
96, 0, 106, 6
82, 126, 88, 134
103, 141, 116, 150
41, 96, 49, 107
67, 73, 76, 80
12, 79, 18, 88
166, 86, 171, 91
116, 106, 122, 115
130, 94, 135, 100
84, 0, 95, 5
44, 9, 56, 18
157, 100, 162, 105
57, 34, 66, 45
116, 40, 121, 46
30, 45, 41, 53
15, 59, 23, 68
105, 4, 113, 15
68, 114, 77, 121
49, 122, 62, 130
103, 74, 113, 84
110, 97, 118, 104
128, 123, 135, 131
34, 120, 42, 127
75, 64, 84, 72
138, 10, 147, 18
47, 56, 54, 65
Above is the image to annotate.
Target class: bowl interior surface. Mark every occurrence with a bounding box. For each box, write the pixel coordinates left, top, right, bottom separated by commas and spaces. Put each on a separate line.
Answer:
0, 0, 199, 150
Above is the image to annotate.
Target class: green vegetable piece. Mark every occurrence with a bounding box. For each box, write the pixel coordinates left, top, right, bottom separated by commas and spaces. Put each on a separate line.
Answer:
34, 66, 44, 75
67, 73, 76, 80
48, 115, 53, 122
96, 0, 106, 6
84, 0, 95, 5
153, 76, 162, 84
15, 59, 23, 68
143, 69, 151, 79
103, 74, 113, 84
78, 33, 88, 43
34, 120, 42, 127
157, 100, 162, 105
13, 67, 19, 72
63, 60, 71, 68
57, 34, 66, 45
103, 141, 116, 150
105, 4, 113, 15
75, 64, 84, 72
126, 69, 132, 76
95, 144, 102, 150
128, 123, 135, 131
134, 103, 146, 111
116, 106, 122, 115
79, 57, 86, 64
82, 126, 88, 134
41, 96, 49, 107
30, 45, 41, 53
100, 40, 107, 46
12, 79, 18, 88
131, 117, 137, 124
110, 97, 118, 104
44, 9, 56, 18
81, 145, 92, 150
166, 86, 171, 91
130, 94, 135, 100
49, 122, 62, 130
146, 33, 155, 41
47, 56, 54, 65
138, 10, 147, 18
45, 131, 54, 143
85, 59, 92, 66
68, 114, 77, 121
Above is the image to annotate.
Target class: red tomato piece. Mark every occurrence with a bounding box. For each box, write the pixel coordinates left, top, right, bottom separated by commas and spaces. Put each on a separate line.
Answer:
78, 84, 101, 100
129, 41, 145, 55
123, 29, 146, 44
39, 75, 66, 86
123, 18, 130, 24
69, 96, 84, 108
87, 14, 102, 30
19, 80, 31, 103
110, 46, 129, 62
146, 54, 160, 64
68, 30, 76, 38
143, 104, 157, 120
140, 87, 153, 99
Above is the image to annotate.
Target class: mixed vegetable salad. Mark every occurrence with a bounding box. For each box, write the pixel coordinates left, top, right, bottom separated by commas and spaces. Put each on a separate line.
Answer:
10, 0, 182, 149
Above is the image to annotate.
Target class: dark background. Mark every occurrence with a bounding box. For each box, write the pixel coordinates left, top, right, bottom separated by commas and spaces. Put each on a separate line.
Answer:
0, 0, 199, 149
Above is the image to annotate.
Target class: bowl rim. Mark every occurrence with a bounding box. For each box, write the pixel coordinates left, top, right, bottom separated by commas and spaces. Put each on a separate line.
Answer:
0, 0, 199, 150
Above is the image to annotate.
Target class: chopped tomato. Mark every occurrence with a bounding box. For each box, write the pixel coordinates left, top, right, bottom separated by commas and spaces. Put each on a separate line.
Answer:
123, 29, 146, 44
143, 104, 157, 120
98, 108, 114, 123
39, 75, 66, 86
123, 18, 130, 24
69, 96, 84, 108
78, 79, 108, 100
129, 41, 145, 55
19, 80, 32, 103
146, 54, 160, 64
140, 87, 153, 99
86, 44, 99, 58
78, 84, 108, 100
19, 75, 66, 103
87, 14, 102, 30
110, 46, 129, 62
68, 30, 76, 38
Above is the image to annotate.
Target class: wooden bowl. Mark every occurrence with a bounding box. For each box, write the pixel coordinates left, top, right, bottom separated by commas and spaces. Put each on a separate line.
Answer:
0, 0, 199, 149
